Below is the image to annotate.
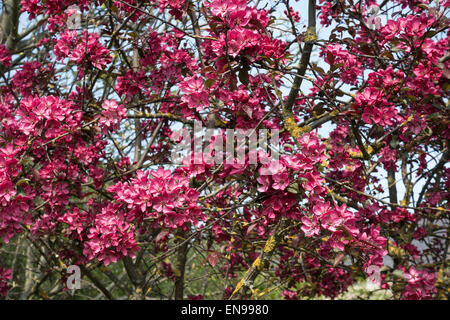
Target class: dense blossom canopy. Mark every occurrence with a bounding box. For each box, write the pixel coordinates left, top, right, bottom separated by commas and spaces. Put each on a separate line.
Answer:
0, 0, 448, 300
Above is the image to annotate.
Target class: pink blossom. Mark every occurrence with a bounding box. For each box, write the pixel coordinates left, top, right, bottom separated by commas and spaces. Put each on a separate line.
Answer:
99, 100, 127, 133
205, 0, 247, 18
301, 216, 320, 237
0, 44, 11, 68
179, 76, 209, 111
272, 171, 289, 190
402, 267, 437, 300
0, 267, 11, 296
312, 201, 330, 217
259, 160, 285, 176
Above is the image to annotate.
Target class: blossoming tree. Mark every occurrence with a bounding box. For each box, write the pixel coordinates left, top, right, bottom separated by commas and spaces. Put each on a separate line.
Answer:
0, 0, 448, 300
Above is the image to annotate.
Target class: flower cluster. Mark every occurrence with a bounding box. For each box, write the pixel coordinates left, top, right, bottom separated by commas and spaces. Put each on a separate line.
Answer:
323, 44, 362, 84
54, 30, 112, 72
402, 266, 437, 300
356, 88, 400, 127
98, 100, 127, 133
58, 207, 92, 241
0, 0, 446, 301
21, 0, 90, 19
17, 95, 82, 138
179, 76, 209, 111
107, 168, 204, 229
0, 267, 11, 297
83, 206, 140, 266
0, 44, 11, 68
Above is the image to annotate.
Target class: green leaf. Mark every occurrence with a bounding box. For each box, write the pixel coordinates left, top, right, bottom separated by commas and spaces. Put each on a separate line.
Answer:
238, 67, 249, 86
19, 156, 34, 166
205, 78, 215, 88
128, 31, 138, 39
287, 182, 299, 194
331, 63, 344, 72
16, 178, 30, 186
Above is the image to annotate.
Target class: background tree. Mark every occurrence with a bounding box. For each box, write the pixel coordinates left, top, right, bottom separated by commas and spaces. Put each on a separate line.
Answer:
0, 0, 448, 300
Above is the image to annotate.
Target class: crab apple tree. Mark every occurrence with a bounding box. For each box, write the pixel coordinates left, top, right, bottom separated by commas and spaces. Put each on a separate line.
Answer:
0, 0, 449, 300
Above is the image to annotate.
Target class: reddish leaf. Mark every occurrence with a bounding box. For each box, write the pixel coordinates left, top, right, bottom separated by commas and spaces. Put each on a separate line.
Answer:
207, 251, 221, 267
